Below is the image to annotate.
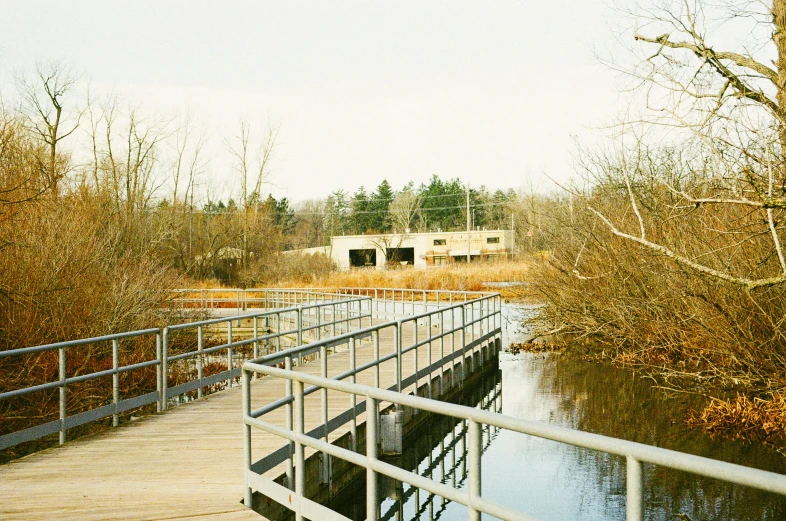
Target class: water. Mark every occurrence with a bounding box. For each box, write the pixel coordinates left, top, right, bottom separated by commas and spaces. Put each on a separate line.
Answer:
282, 304, 786, 521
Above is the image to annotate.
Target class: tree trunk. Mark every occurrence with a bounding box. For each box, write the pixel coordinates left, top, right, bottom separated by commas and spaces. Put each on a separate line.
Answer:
773, 0, 786, 163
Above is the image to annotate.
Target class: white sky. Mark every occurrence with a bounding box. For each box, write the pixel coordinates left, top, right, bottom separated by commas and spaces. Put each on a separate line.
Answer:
0, 1, 625, 203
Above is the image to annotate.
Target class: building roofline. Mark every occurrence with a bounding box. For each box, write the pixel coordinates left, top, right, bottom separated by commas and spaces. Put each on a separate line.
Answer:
330, 229, 513, 240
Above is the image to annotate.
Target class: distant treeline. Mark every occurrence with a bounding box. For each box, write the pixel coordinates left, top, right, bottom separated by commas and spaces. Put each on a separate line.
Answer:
198, 177, 518, 251
0, 62, 537, 342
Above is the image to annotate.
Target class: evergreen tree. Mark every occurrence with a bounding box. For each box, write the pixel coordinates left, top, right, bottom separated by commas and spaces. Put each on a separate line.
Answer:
368, 179, 394, 233
325, 189, 350, 237
418, 176, 466, 231
349, 186, 371, 234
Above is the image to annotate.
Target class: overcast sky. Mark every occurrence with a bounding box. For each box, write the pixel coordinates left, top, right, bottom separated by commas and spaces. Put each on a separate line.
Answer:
0, 1, 625, 202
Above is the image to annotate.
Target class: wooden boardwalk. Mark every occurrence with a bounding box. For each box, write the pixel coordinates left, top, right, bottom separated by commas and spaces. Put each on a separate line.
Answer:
0, 321, 476, 521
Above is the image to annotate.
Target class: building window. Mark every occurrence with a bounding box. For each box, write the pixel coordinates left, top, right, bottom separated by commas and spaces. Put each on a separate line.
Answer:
433, 239, 446, 246
434, 255, 447, 265
487, 237, 500, 244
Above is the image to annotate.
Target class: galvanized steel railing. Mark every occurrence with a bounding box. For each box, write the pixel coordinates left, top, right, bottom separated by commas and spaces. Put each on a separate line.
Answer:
287, 286, 496, 319
0, 290, 371, 451
238, 290, 786, 521
241, 291, 503, 521
169, 288, 362, 312
243, 364, 786, 521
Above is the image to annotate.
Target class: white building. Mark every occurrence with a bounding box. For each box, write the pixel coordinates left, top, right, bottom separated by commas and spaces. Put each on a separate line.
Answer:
325, 229, 515, 269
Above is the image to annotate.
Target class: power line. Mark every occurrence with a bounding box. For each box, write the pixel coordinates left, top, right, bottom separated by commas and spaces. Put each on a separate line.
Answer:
290, 201, 514, 217
326, 190, 513, 203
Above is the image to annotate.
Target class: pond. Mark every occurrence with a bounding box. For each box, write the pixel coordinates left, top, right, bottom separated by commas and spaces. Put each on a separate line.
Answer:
286, 304, 786, 521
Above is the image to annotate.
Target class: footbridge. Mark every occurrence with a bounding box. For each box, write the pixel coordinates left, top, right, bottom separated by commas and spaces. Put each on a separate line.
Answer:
2, 288, 786, 521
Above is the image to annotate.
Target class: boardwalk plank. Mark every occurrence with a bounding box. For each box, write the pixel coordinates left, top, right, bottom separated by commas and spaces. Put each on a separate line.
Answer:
0, 321, 483, 521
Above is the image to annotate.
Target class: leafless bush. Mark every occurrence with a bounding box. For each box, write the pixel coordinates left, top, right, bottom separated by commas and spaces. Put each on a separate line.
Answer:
531, 143, 786, 403
238, 252, 336, 286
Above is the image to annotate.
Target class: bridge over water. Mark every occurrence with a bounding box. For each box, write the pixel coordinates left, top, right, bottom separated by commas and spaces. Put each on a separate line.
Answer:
2, 288, 786, 521
0, 288, 498, 520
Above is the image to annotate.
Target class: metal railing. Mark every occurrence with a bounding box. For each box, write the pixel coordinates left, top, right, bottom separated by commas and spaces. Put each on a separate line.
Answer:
0, 290, 371, 451
287, 286, 497, 319
380, 376, 502, 521
240, 291, 503, 521
243, 364, 786, 521
169, 288, 362, 313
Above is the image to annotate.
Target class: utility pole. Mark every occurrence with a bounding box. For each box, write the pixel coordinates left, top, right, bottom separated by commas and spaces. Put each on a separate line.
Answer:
466, 183, 471, 264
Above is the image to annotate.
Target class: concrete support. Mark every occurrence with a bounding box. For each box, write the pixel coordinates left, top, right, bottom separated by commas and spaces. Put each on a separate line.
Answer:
381, 410, 403, 455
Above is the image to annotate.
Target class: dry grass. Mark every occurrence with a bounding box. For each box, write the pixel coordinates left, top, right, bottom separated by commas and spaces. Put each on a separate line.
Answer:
685, 393, 786, 448
304, 259, 531, 298
507, 341, 567, 354
179, 258, 534, 299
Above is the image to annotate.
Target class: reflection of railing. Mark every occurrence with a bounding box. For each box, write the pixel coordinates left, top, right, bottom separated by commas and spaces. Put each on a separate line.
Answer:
241, 292, 503, 521
244, 358, 786, 521
380, 378, 503, 521
0, 290, 371, 451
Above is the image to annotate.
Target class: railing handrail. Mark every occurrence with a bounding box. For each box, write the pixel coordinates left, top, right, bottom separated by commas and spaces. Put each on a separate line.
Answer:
287, 286, 497, 297
0, 328, 161, 359
251, 295, 492, 368
0, 291, 376, 451
243, 362, 786, 521
164, 297, 370, 331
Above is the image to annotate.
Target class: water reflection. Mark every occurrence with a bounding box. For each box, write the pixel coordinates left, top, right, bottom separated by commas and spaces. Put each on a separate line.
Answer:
320, 371, 503, 521
281, 304, 786, 520
515, 352, 786, 521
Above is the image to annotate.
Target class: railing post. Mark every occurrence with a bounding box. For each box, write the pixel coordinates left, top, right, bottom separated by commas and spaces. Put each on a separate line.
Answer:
460, 306, 466, 383
197, 325, 204, 397
366, 396, 379, 521
468, 419, 482, 521
276, 312, 282, 352
297, 306, 303, 346
427, 314, 433, 399
350, 336, 357, 451
451, 306, 456, 377
321, 344, 329, 444
374, 330, 380, 388
294, 380, 305, 521
626, 455, 644, 521
316, 303, 322, 340
332, 303, 337, 337
285, 354, 294, 490
161, 327, 169, 410
479, 298, 485, 337
59, 345, 66, 445
242, 368, 253, 508
112, 338, 120, 427
439, 308, 445, 395
156, 332, 162, 413
395, 320, 402, 393
413, 320, 419, 397
227, 321, 234, 388
253, 316, 259, 363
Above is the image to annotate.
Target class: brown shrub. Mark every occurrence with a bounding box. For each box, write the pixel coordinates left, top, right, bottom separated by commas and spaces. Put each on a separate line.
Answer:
686, 393, 786, 447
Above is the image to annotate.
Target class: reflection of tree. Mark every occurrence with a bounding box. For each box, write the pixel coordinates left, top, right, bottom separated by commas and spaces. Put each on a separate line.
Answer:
533, 354, 786, 520
366, 233, 413, 267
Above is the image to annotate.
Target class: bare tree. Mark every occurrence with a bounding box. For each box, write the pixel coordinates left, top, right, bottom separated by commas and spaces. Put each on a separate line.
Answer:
17, 62, 81, 197
226, 119, 279, 268
389, 183, 422, 232
590, 1, 786, 289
